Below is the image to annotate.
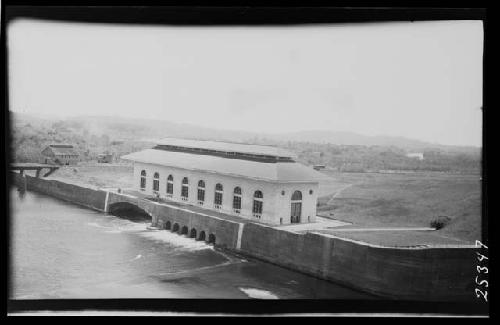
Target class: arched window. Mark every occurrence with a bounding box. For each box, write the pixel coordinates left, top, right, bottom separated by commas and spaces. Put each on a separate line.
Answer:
197, 180, 205, 205
291, 190, 302, 200
166, 175, 174, 197
253, 190, 263, 218
140, 170, 146, 190
153, 172, 160, 192
233, 187, 242, 213
214, 183, 223, 209
291, 190, 302, 223
181, 177, 189, 201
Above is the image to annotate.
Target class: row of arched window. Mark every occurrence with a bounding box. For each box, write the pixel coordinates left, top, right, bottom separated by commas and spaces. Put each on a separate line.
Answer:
140, 170, 268, 217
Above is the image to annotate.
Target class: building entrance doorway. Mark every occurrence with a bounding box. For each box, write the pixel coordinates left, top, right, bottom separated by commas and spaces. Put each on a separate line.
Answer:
291, 206, 301, 223
290, 191, 302, 224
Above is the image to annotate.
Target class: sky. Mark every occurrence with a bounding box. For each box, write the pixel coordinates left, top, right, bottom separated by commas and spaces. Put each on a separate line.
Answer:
8, 19, 483, 146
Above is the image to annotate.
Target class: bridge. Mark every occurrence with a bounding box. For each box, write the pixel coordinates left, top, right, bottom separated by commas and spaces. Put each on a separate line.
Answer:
10, 163, 60, 178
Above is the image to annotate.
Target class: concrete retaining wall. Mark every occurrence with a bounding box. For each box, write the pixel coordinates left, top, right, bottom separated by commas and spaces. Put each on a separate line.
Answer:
239, 223, 476, 301
10, 172, 107, 212
10, 172, 477, 301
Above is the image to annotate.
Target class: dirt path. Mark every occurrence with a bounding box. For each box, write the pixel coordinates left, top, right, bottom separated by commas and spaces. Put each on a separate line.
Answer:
326, 183, 356, 205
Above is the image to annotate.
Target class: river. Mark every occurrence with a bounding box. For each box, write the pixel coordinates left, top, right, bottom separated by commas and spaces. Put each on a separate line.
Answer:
9, 188, 373, 299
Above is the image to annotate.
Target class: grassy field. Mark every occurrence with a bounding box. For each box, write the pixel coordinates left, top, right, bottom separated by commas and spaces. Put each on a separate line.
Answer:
317, 170, 482, 244
31, 165, 481, 245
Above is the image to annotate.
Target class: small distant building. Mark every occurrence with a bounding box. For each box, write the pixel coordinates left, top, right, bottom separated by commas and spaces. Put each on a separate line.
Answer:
41, 144, 79, 165
406, 152, 424, 160
313, 165, 326, 171
122, 138, 326, 225
97, 153, 113, 163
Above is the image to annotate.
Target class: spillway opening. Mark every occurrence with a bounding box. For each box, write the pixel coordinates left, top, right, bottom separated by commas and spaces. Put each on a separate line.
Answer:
108, 202, 151, 222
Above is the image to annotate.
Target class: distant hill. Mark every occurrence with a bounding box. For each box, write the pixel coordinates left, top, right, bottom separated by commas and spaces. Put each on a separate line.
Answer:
9, 111, 481, 173
10, 111, 480, 154
266, 130, 480, 155
268, 130, 430, 149
65, 114, 479, 154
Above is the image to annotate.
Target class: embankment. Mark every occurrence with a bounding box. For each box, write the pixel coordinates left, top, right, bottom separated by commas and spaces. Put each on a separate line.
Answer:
10, 172, 477, 301
239, 223, 476, 301
11, 172, 107, 211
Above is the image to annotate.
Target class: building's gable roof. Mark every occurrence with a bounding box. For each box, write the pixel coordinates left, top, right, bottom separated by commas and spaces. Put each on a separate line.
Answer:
156, 138, 297, 160
43, 144, 79, 156
121, 149, 326, 183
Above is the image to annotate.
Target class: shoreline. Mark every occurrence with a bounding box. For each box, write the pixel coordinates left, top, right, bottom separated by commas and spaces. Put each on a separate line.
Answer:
10, 172, 478, 301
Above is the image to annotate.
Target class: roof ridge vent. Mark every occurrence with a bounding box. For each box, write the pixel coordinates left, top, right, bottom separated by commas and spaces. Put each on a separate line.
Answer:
155, 137, 297, 160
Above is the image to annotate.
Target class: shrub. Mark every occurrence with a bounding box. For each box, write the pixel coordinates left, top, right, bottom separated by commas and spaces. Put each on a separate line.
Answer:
430, 216, 451, 230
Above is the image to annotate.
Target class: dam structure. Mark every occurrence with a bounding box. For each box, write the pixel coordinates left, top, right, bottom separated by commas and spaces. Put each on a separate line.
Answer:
9, 138, 478, 301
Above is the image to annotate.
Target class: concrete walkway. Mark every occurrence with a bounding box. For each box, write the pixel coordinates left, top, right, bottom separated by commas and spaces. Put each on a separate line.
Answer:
324, 227, 436, 232
273, 217, 352, 233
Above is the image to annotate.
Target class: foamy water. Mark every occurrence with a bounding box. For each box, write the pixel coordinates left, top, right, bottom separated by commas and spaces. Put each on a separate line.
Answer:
239, 288, 279, 299
88, 218, 214, 251
87, 219, 146, 232
130, 254, 142, 261
138, 229, 214, 251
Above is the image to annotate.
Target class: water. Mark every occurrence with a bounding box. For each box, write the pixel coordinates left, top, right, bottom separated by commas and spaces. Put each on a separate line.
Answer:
9, 188, 374, 299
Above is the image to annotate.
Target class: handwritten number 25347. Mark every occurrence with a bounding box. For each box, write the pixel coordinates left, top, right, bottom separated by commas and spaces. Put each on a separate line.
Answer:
475, 241, 488, 302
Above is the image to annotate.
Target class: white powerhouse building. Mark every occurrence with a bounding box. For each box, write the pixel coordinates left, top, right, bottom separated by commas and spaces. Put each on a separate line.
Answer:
122, 138, 325, 225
